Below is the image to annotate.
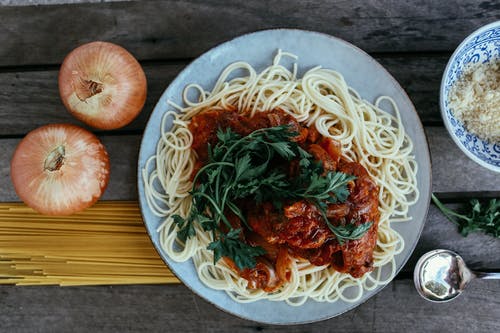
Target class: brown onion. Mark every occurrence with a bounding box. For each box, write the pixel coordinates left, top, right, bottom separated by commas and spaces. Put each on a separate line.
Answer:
10, 124, 110, 215
58, 41, 147, 130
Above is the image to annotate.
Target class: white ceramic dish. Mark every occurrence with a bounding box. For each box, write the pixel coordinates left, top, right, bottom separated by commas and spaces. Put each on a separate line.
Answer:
137, 29, 432, 324
440, 21, 500, 173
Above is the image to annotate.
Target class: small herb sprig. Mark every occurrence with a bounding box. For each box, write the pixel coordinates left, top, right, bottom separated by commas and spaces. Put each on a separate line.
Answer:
431, 194, 500, 238
173, 125, 371, 269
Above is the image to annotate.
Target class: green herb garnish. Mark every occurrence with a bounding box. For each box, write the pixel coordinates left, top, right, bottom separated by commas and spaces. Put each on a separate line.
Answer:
207, 228, 266, 270
173, 125, 372, 269
431, 194, 500, 238
328, 221, 373, 245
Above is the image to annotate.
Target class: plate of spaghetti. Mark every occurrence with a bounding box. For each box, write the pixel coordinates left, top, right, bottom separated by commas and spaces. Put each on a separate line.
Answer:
139, 29, 431, 324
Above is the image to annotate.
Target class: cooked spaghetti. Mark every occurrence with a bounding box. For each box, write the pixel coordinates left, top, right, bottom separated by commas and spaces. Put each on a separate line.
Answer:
142, 51, 419, 305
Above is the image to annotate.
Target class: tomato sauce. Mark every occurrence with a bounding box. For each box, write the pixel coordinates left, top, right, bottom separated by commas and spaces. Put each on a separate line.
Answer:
188, 108, 380, 291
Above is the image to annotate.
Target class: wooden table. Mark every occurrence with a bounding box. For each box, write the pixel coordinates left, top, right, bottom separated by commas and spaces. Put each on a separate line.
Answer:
1, 1, 499, 331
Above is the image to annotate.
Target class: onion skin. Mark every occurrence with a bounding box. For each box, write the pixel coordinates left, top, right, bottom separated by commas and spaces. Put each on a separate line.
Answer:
58, 41, 147, 130
10, 124, 110, 215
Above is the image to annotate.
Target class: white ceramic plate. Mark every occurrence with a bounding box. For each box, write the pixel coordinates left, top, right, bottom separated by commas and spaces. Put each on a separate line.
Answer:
137, 29, 431, 325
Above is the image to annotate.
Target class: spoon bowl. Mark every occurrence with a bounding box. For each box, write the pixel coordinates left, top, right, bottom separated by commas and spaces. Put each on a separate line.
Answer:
414, 249, 469, 302
414, 249, 500, 302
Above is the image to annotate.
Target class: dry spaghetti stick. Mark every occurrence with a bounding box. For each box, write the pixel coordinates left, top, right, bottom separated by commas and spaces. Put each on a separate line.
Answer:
0, 202, 177, 286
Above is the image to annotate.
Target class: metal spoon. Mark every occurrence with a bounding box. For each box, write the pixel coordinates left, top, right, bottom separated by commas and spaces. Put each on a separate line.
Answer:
413, 249, 500, 302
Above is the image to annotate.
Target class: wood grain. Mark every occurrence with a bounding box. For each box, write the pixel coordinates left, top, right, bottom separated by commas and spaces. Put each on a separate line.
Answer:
426, 127, 500, 195
0, 280, 498, 331
407, 203, 500, 271
0, 62, 184, 136
2, 127, 499, 202
0, 0, 498, 67
0, 55, 447, 136
1, 200, 498, 283
0, 0, 498, 331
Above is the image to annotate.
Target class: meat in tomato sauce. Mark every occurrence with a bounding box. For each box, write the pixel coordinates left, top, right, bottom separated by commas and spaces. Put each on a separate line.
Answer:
188, 108, 380, 290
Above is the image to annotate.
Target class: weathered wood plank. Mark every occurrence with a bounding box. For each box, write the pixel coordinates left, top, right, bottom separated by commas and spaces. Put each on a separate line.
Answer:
2, 128, 499, 276
1, 127, 499, 202
0, 0, 498, 67
407, 203, 500, 272
0, 0, 128, 5
0, 279, 498, 331
0, 1, 497, 331
0, 62, 184, 136
0, 200, 496, 279
427, 127, 500, 195
0, 55, 447, 136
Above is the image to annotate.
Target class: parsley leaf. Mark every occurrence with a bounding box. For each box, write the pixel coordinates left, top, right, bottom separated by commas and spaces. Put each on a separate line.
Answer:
207, 229, 266, 269
172, 214, 196, 242
328, 221, 373, 245
296, 171, 355, 203
432, 194, 500, 238
175, 125, 371, 269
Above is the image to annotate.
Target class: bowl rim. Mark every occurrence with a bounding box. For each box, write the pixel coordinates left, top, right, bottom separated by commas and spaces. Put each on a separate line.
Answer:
439, 20, 500, 173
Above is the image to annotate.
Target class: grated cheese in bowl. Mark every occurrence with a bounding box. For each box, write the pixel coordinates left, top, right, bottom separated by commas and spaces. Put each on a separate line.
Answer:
448, 60, 500, 143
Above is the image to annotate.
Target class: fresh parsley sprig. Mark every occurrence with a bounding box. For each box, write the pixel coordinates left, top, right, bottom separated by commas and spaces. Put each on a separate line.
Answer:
328, 221, 373, 245
431, 194, 500, 238
290, 169, 367, 245
173, 125, 372, 269
207, 229, 267, 269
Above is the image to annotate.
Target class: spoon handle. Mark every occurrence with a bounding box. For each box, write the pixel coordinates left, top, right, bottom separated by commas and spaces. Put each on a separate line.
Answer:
473, 271, 500, 280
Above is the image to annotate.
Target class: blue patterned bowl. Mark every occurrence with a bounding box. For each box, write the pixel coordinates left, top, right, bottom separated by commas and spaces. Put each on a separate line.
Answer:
440, 21, 500, 173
